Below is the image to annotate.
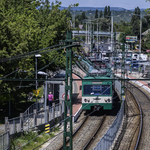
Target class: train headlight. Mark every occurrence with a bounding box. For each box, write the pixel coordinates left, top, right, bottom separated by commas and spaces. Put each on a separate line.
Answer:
87, 99, 90, 102
84, 99, 87, 102
107, 99, 110, 102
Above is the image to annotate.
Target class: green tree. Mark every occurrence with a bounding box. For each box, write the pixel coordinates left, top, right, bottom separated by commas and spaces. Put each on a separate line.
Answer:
143, 31, 150, 49
95, 9, 98, 18
99, 10, 103, 18
131, 7, 140, 37
104, 6, 107, 18
107, 6, 111, 17
0, 0, 76, 110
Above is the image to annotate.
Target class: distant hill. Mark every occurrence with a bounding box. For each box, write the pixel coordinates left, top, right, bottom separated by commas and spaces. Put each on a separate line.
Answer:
59, 6, 146, 11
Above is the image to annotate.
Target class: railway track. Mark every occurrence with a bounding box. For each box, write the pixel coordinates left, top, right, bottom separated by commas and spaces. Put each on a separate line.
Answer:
113, 81, 150, 150
58, 113, 106, 150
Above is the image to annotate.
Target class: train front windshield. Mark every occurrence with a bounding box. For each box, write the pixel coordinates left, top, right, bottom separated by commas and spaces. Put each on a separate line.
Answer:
84, 85, 111, 95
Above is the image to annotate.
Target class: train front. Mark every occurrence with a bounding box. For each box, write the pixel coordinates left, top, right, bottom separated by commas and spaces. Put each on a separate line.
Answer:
82, 76, 113, 110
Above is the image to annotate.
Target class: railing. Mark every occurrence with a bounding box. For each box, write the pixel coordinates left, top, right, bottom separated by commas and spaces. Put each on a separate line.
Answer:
0, 131, 9, 150
5, 101, 64, 135
93, 100, 125, 150
23, 98, 44, 124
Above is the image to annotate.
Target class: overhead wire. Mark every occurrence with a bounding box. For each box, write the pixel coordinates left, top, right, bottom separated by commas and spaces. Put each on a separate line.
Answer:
0, 44, 77, 63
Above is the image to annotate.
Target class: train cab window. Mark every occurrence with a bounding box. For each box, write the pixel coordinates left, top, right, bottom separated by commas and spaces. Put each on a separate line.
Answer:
84, 85, 111, 95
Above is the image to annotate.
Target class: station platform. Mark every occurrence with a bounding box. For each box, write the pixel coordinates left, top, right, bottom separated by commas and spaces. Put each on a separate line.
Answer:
72, 74, 82, 122
116, 70, 150, 93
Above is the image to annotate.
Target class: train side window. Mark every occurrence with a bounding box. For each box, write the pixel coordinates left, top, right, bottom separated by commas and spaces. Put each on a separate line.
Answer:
80, 85, 82, 90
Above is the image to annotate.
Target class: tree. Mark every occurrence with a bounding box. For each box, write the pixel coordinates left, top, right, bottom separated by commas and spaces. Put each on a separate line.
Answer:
143, 31, 150, 49
104, 6, 107, 18
99, 10, 103, 18
131, 7, 140, 37
81, 12, 87, 21
0, 0, 75, 110
99, 18, 110, 31
95, 9, 98, 18
107, 6, 111, 17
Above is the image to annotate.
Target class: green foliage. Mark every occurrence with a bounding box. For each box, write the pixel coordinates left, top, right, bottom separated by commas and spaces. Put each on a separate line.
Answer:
104, 6, 107, 18
75, 12, 87, 28
95, 9, 98, 18
0, 0, 77, 111
143, 31, 150, 49
131, 7, 140, 37
99, 10, 103, 18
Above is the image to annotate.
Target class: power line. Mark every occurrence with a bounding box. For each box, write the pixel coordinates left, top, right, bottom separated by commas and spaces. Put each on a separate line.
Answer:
0, 44, 78, 63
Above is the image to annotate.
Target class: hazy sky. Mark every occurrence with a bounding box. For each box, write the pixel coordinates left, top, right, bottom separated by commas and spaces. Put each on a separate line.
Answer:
59, 0, 150, 9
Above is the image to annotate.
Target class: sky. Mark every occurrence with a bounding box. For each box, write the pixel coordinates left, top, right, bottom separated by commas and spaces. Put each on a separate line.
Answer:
59, 0, 150, 9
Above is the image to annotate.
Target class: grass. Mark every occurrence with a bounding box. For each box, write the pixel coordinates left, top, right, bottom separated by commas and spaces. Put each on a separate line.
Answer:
0, 86, 44, 124
10, 127, 60, 150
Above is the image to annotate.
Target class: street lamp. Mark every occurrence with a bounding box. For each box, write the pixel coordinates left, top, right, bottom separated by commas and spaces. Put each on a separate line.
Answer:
37, 71, 48, 111
35, 54, 41, 109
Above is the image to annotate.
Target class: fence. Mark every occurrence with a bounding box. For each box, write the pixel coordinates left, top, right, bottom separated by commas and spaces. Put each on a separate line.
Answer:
23, 98, 44, 124
0, 131, 9, 150
93, 100, 125, 150
5, 101, 64, 135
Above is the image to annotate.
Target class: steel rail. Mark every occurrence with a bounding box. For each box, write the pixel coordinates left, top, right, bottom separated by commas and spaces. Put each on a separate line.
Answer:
58, 114, 88, 150
126, 82, 143, 150
82, 114, 106, 150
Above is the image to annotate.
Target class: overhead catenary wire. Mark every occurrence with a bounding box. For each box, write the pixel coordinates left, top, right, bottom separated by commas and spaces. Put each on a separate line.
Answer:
0, 44, 78, 63
0, 53, 66, 94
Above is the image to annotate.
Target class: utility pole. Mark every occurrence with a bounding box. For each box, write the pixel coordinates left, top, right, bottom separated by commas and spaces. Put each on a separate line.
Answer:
110, 11, 114, 66
139, 13, 142, 58
91, 22, 93, 56
121, 36, 125, 102
97, 20, 98, 51
86, 22, 87, 44
63, 31, 73, 150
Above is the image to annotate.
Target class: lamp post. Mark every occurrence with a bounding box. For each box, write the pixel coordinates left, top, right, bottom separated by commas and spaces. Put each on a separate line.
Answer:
38, 71, 48, 123
35, 54, 41, 110
37, 71, 48, 110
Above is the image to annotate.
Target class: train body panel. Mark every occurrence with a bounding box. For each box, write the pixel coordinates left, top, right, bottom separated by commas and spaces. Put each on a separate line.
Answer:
82, 76, 113, 110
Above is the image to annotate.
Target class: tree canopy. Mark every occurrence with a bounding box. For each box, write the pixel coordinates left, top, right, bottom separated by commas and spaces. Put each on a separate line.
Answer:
0, 0, 77, 109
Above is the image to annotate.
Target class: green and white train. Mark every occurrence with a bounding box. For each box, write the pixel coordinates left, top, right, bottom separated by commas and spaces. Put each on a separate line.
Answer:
81, 58, 114, 110
82, 76, 113, 110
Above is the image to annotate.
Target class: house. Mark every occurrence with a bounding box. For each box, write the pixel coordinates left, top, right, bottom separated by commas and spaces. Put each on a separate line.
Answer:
78, 25, 84, 29
142, 29, 150, 36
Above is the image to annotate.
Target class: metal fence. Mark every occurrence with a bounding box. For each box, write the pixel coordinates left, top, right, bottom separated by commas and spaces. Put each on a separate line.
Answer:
0, 131, 9, 150
5, 101, 64, 135
23, 100, 44, 124
93, 100, 125, 150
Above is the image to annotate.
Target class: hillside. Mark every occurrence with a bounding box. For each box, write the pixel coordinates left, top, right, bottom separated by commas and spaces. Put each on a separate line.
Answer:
65, 7, 147, 23
59, 6, 146, 11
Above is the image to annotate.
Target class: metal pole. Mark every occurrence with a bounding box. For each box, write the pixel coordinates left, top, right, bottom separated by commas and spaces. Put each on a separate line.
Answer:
110, 11, 113, 67
86, 22, 87, 44
97, 20, 98, 51
9, 92, 11, 116
91, 21, 93, 56
45, 75, 47, 110
63, 31, 73, 150
36, 57, 38, 110
139, 13, 142, 57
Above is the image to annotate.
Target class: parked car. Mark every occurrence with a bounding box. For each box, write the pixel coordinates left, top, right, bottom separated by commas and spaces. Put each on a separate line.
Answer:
131, 60, 139, 70
112, 57, 120, 64
104, 57, 109, 62
125, 58, 131, 65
